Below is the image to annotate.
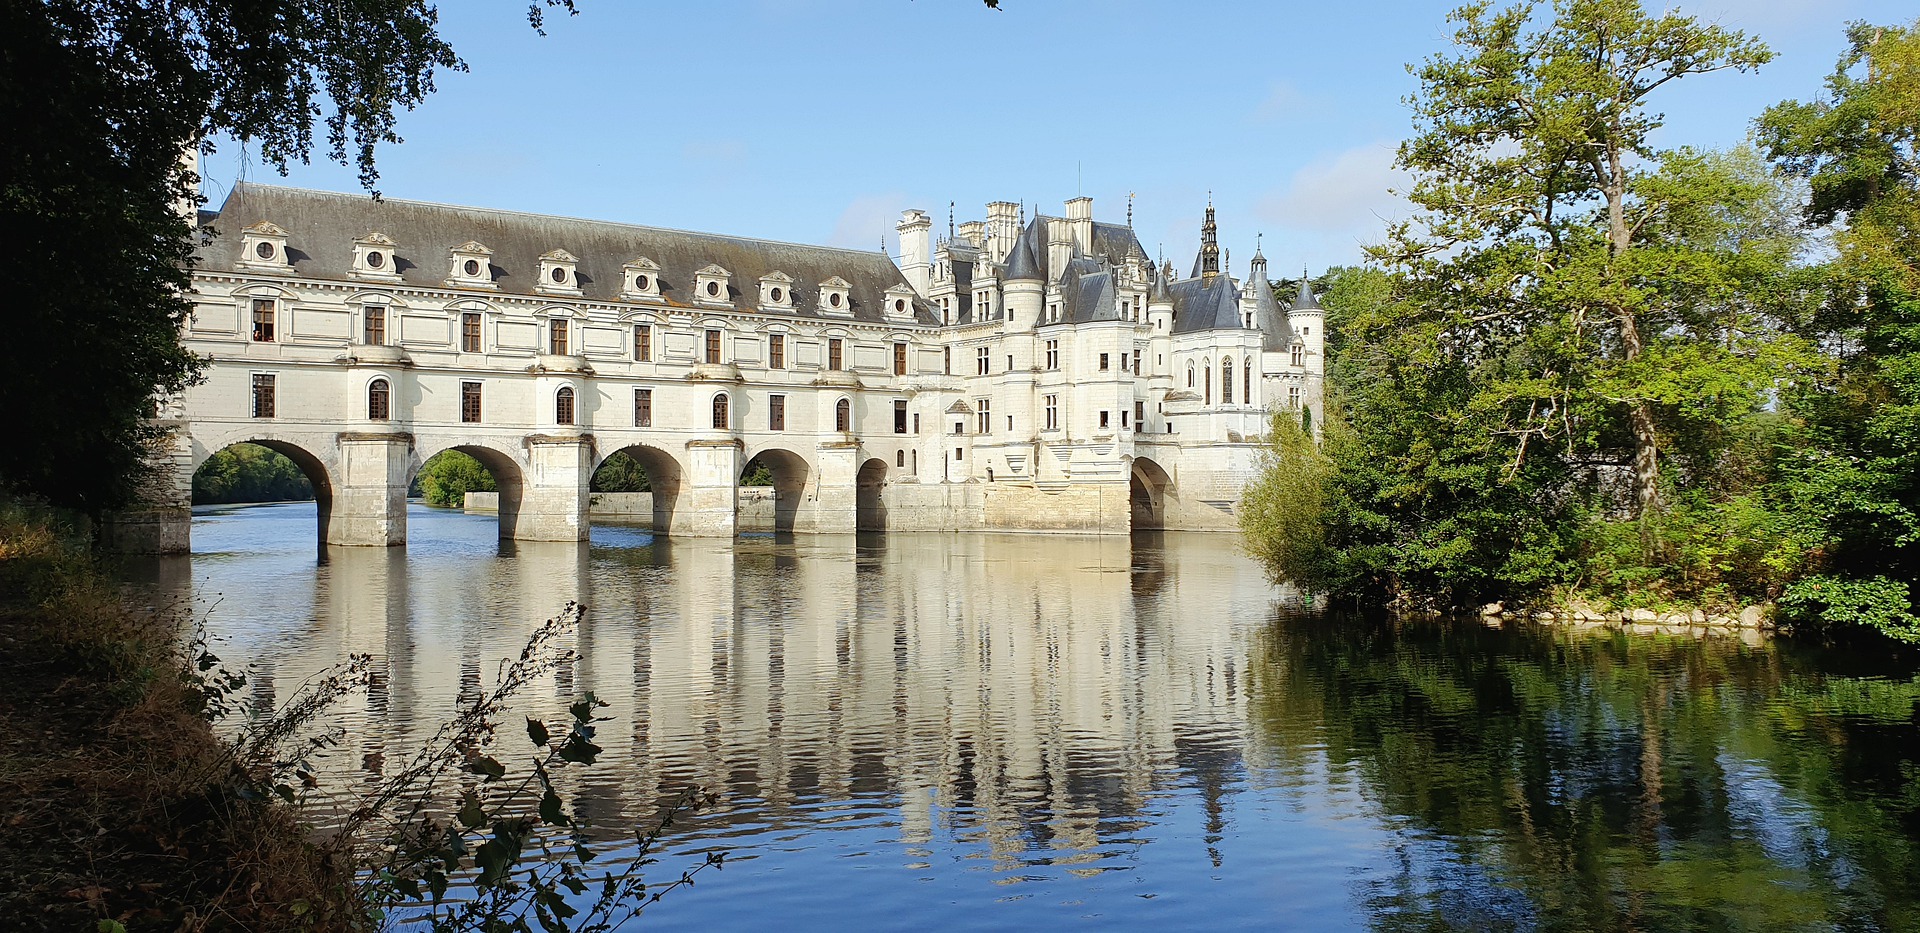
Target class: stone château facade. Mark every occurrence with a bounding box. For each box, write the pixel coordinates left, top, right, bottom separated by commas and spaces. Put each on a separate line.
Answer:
112, 184, 1324, 551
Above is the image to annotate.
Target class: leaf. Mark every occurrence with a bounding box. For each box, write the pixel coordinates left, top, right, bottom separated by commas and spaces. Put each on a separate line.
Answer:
557, 736, 602, 765
458, 790, 487, 829
466, 754, 506, 780
98, 922, 127, 933
539, 786, 570, 827
526, 716, 550, 746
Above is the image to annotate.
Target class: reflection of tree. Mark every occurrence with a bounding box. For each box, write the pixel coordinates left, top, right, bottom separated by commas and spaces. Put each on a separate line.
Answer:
1243, 614, 1920, 931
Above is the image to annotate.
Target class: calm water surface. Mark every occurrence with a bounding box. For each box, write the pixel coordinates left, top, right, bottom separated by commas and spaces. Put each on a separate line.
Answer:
124, 502, 1920, 932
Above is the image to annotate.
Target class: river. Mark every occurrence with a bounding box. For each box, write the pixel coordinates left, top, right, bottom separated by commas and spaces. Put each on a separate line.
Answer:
122, 501, 1920, 931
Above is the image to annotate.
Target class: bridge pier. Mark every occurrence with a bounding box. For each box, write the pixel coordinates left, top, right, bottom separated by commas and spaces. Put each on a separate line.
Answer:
516, 434, 593, 541
805, 441, 860, 534
331, 432, 410, 546
682, 439, 739, 537
99, 419, 193, 555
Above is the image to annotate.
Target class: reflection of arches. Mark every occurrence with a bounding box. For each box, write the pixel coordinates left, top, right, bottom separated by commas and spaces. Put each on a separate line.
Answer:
856, 458, 888, 531
1129, 457, 1172, 531
196, 438, 335, 545
594, 444, 682, 534
740, 447, 809, 533
410, 442, 526, 540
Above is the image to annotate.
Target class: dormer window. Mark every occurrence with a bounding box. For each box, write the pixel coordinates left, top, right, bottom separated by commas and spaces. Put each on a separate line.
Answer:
623, 257, 662, 301
759, 271, 795, 311
351, 232, 402, 281
693, 264, 732, 306
818, 276, 852, 315
537, 249, 582, 295
447, 241, 496, 290
883, 284, 917, 322
239, 221, 290, 271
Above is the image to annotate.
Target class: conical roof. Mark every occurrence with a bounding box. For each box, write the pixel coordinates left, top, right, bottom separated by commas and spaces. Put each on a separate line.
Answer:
1291, 274, 1321, 312
1004, 229, 1043, 281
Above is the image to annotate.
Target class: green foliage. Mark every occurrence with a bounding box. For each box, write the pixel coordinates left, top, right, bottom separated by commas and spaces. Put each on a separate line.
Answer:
0, 1, 472, 515
589, 452, 651, 493
1781, 576, 1920, 643
740, 460, 775, 487
1239, 411, 1336, 589
417, 450, 497, 508
190, 444, 315, 505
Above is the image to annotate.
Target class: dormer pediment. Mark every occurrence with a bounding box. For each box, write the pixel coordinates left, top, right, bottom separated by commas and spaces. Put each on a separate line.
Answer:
447, 241, 496, 290
350, 231, 401, 281
536, 248, 582, 295
239, 221, 291, 271
694, 264, 733, 305
758, 271, 796, 310
453, 240, 493, 255
244, 221, 288, 237
945, 399, 973, 415
883, 284, 917, 320
818, 276, 853, 314
622, 257, 662, 301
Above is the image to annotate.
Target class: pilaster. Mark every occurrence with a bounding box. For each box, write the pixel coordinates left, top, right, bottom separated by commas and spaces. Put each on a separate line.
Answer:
682, 438, 740, 537
516, 433, 593, 541
807, 441, 860, 534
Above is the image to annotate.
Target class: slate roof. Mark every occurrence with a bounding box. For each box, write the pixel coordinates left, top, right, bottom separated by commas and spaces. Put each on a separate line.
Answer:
1290, 275, 1322, 312
1250, 265, 1292, 350
1167, 273, 1245, 334
198, 183, 937, 325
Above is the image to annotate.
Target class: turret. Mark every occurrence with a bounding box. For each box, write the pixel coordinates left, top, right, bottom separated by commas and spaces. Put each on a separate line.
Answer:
1248, 247, 1286, 349
1288, 271, 1326, 372
1192, 200, 1220, 282
896, 210, 932, 297
1004, 234, 1045, 330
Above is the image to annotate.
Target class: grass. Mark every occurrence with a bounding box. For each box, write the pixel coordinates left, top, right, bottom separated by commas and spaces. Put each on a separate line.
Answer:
0, 498, 356, 931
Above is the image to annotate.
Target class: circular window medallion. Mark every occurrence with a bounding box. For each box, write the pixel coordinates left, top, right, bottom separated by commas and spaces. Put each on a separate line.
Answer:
634, 274, 650, 292
463, 259, 481, 277
550, 267, 567, 284
829, 292, 842, 308
706, 281, 720, 297
366, 251, 384, 269
254, 241, 275, 260
894, 298, 906, 313
770, 288, 784, 304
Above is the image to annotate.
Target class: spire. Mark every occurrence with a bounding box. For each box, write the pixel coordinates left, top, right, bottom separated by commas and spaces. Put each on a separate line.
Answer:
1291, 271, 1322, 312
1192, 201, 1220, 282
1250, 234, 1268, 280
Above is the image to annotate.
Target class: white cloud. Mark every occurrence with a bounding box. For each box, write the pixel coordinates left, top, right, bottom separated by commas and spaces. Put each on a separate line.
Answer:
825, 193, 910, 252
1256, 141, 1411, 266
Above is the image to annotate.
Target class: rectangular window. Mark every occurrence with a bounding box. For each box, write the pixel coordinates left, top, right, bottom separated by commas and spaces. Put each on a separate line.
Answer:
1045, 340, 1059, 370
462, 312, 483, 353
364, 305, 386, 346
1135, 401, 1145, 428
633, 388, 652, 427
829, 338, 844, 371
894, 399, 907, 434
913, 413, 921, 434
1133, 351, 1142, 376
769, 394, 786, 431
1291, 345, 1304, 367
1006, 414, 1013, 432
976, 398, 991, 434
768, 333, 785, 369
461, 381, 483, 423
633, 324, 652, 361
1099, 352, 1110, 371
549, 319, 569, 356
1100, 410, 1110, 429
943, 346, 952, 375
955, 447, 964, 461
1289, 386, 1302, 408
250, 373, 275, 418
976, 346, 990, 376
1121, 410, 1129, 428
251, 299, 275, 342
705, 329, 722, 364
893, 342, 908, 376
1044, 394, 1058, 431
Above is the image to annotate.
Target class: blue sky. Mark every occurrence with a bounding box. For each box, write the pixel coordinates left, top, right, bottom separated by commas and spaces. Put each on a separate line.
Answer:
203, 0, 1917, 277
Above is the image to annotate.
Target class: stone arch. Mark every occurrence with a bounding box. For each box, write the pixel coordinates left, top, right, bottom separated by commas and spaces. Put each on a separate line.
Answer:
592, 443, 685, 535
856, 457, 889, 532
739, 445, 812, 533
1129, 456, 1173, 531
410, 439, 528, 540
190, 434, 338, 546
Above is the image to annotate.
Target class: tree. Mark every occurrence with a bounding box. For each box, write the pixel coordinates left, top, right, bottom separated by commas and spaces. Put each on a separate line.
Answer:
590, 452, 651, 493
191, 444, 315, 505
1, 0, 504, 516
417, 451, 496, 508
1759, 18, 1920, 641
1383, 0, 1773, 523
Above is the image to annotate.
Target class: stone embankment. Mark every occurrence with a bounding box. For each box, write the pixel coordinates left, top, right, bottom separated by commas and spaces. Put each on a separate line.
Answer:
1478, 601, 1774, 642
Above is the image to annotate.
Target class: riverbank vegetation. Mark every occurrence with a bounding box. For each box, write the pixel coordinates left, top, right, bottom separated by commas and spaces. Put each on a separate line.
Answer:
191, 443, 317, 506
1242, 5, 1920, 643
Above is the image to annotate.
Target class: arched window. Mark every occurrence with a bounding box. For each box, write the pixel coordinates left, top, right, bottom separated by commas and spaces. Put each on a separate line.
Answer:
1187, 362, 1195, 388
1204, 364, 1212, 405
1244, 361, 1252, 405
835, 398, 852, 432
1221, 357, 1234, 405
711, 393, 729, 429
555, 386, 575, 426
367, 378, 390, 421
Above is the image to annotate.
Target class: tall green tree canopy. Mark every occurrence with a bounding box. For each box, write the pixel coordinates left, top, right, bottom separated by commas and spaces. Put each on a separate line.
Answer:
1759, 19, 1920, 640
2, 0, 476, 514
